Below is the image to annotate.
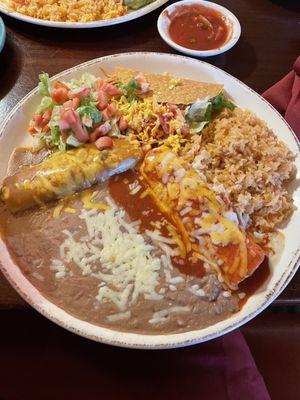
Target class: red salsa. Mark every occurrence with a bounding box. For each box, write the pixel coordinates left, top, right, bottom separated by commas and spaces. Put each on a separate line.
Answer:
168, 4, 229, 51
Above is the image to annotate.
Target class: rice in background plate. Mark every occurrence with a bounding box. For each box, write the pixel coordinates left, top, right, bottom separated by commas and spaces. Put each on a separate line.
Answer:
3, 0, 127, 22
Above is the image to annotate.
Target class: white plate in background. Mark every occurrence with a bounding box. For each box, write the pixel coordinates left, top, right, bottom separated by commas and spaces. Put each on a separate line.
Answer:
0, 0, 168, 28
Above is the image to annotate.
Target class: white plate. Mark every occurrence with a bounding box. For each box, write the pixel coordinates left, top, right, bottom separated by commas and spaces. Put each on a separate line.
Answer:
0, 52, 299, 349
0, 0, 168, 28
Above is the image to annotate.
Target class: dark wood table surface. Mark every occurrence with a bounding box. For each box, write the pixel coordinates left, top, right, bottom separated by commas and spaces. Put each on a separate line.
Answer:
0, 0, 299, 309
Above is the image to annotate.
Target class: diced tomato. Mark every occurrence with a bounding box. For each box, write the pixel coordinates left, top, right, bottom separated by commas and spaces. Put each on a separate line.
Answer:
89, 129, 100, 142
52, 87, 69, 104
53, 80, 69, 90
63, 97, 80, 110
135, 73, 149, 93
28, 125, 37, 135
167, 103, 185, 122
32, 114, 43, 127
158, 114, 169, 134
105, 84, 123, 97
102, 109, 109, 121
42, 110, 52, 125
167, 103, 179, 114
95, 136, 113, 150
96, 80, 123, 97
102, 103, 118, 121
68, 86, 91, 99
97, 90, 109, 111
59, 109, 89, 143
181, 123, 190, 135
106, 103, 118, 119
118, 117, 128, 131
42, 125, 50, 134
89, 121, 111, 142
61, 130, 68, 143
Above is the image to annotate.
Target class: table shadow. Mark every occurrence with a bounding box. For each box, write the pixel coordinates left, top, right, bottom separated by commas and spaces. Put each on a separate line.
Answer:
1, 9, 162, 47
271, 0, 300, 12
201, 36, 258, 84
0, 35, 23, 101
1, 11, 258, 86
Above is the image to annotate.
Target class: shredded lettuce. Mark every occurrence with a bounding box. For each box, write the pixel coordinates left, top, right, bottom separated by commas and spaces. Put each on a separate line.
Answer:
211, 93, 235, 112
81, 72, 97, 89
109, 118, 122, 137
118, 78, 140, 101
36, 96, 54, 114
186, 93, 235, 133
186, 98, 211, 122
38, 72, 51, 97
79, 93, 97, 106
67, 73, 97, 91
48, 105, 61, 129
36, 73, 54, 113
191, 120, 210, 133
66, 134, 81, 147
50, 126, 62, 146
77, 105, 102, 129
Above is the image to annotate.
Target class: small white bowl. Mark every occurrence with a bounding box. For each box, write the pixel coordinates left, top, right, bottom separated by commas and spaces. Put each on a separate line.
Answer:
157, 0, 241, 57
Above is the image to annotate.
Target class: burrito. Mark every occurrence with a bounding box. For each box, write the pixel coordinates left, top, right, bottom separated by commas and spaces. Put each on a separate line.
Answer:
1, 138, 141, 213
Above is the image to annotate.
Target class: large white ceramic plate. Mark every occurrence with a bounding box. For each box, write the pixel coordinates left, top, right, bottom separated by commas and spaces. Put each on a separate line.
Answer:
0, 0, 168, 28
0, 52, 299, 349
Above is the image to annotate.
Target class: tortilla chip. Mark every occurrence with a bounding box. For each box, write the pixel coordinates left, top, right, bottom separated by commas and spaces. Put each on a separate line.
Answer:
113, 67, 223, 105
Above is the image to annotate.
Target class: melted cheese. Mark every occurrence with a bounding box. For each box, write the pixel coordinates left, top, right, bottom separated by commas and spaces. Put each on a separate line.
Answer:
141, 147, 257, 286
81, 190, 111, 210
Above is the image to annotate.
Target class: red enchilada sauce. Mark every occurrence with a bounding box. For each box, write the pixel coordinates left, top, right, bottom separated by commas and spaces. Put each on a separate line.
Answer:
109, 170, 205, 278
109, 170, 270, 307
168, 4, 229, 51
238, 257, 270, 307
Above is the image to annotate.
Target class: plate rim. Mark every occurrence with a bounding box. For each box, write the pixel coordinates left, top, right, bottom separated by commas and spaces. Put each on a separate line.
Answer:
0, 16, 5, 52
0, 0, 169, 29
0, 52, 299, 349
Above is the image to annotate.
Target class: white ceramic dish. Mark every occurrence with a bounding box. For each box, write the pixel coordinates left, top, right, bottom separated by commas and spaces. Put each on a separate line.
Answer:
0, 52, 299, 349
0, 0, 168, 28
0, 16, 5, 53
157, 0, 241, 57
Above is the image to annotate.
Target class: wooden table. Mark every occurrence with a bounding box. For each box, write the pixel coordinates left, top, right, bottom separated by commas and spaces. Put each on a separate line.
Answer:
0, 0, 299, 309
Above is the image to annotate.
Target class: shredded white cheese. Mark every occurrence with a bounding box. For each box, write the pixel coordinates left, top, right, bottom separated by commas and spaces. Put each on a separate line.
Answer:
180, 206, 192, 216
149, 306, 190, 324
130, 184, 142, 195
222, 291, 231, 298
107, 311, 131, 322
188, 284, 205, 297
56, 200, 161, 311
144, 294, 164, 301
168, 276, 185, 284
50, 259, 67, 279
145, 230, 175, 245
